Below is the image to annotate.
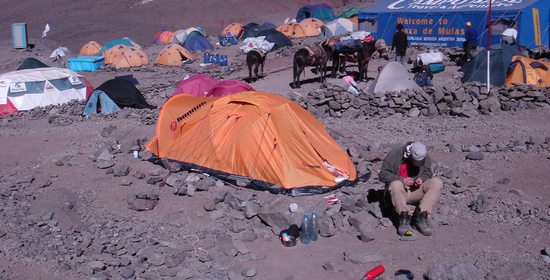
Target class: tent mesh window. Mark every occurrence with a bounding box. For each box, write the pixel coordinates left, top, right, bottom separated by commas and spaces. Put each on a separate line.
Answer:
9, 81, 45, 95
49, 78, 74, 91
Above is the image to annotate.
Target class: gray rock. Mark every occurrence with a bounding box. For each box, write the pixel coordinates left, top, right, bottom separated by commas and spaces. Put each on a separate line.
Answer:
380, 217, 393, 227
348, 211, 379, 232
88, 261, 106, 271
203, 200, 216, 211
485, 262, 539, 280
196, 177, 215, 191
343, 250, 383, 264
119, 267, 135, 279
424, 263, 481, 280
119, 178, 133, 186
165, 174, 187, 188
97, 149, 114, 161
496, 178, 511, 185
241, 267, 258, 277
319, 217, 336, 237
225, 193, 242, 210
241, 230, 257, 242
468, 145, 481, 153
176, 267, 194, 279
210, 209, 226, 220
466, 151, 484, 160
96, 160, 115, 169
470, 194, 491, 213
322, 261, 335, 271
127, 192, 159, 211
113, 164, 130, 177
244, 201, 260, 219
231, 220, 247, 233
407, 107, 420, 117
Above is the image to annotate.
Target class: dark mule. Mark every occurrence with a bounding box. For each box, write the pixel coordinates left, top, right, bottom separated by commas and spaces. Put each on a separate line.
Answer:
324, 38, 388, 81
292, 44, 328, 88
246, 50, 265, 82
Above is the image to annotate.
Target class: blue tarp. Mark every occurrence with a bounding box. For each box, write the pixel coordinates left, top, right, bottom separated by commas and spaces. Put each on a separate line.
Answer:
184, 32, 214, 52
359, 0, 549, 49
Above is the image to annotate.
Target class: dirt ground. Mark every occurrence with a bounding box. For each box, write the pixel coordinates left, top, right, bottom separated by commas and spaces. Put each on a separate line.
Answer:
1, 0, 550, 279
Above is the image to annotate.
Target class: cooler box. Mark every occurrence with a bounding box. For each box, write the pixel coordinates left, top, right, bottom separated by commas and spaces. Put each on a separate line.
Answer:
429, 63, 445, 74
12, 23, 28, 49
68, 56, 105, 72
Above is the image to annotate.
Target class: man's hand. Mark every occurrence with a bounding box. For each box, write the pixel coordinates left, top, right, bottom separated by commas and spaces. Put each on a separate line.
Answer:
415, 177, 423, 186
403, 177, 414, 189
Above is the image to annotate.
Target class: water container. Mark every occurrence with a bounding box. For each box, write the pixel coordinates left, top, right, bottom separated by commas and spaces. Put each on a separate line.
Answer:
309, 209, 319, 241
12, 23, 28, 49
203, 53, 210, 64
219, 55, 228, 66
300, 212, 310, 244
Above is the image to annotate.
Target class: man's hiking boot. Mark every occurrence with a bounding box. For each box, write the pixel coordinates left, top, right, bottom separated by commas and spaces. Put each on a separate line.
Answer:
413, 211, 433, 236
397, 211, 413, 236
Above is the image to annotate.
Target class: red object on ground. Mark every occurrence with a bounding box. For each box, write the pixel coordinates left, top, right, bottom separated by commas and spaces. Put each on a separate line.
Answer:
362, 264, 385, 280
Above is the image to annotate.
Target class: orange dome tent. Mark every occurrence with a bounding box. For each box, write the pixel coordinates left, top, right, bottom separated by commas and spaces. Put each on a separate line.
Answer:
277, 22, 319, 38
155, 44, 195, 66
505, 56, 550, 87
79, 41, 102, 55
221, 23, 244, 37
104, 44, 148, 69
147, 91, 356, 195
153, 30, 175, 45
300, 18, 324, 29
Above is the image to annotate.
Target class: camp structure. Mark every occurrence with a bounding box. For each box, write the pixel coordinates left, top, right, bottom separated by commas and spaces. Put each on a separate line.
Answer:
221, 23, 244, 38
505, 56, 550, 87
320, 18, 357, 38
276, 22, 319, 38
79, 41, 102, 56
153, 30, 175, 45
368, 62, 422, 94
82, 79, 154, 116
241, 22, 277, 39
147, 92, 356, 195
296, 3, 335, 22
337, 7, 360, 25
461, 44, 524, 86
0, 67, 92, 115
300, 18, 325, 29
255, 29, 293, 51
172, 74, 218, 97
97, 38, 141, 55
17, 58, 49, 70
155, 44, 195, 66
358, 0, 550, 49
104, 45, 149, 69
206, 80, 255, 97
183, 30, 213, 52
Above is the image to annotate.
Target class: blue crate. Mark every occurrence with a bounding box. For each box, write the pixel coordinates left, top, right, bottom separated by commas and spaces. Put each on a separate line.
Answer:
68, 56, 105, 72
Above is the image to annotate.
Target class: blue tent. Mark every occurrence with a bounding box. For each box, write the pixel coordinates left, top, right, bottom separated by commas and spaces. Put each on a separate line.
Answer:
242, 22, 277, 39
183, 31, 213, 52
256, 29, 293, 51
358, 0, 549, 49
82, 90, 121, 116
296, 3, 335, 22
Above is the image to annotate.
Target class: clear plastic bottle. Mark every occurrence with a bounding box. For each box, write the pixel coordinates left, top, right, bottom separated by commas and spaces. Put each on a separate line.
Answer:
309, 209, 319, 241
300, 211, 310, 244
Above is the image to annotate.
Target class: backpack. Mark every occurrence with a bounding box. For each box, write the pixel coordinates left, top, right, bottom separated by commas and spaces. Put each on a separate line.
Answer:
414, 65, 433, 87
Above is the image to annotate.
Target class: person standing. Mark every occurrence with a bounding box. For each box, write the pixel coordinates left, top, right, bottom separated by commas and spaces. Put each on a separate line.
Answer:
379, 142, 443, 236
464, 21, 478, 61
391, 23, 408, 67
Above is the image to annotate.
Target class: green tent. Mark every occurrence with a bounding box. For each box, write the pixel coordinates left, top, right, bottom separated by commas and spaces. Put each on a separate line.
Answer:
338, 7, 360, 19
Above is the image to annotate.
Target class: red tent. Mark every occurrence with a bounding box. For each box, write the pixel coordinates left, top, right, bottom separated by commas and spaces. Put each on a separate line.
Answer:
207, 80, 255, 97
172, 74, 217, 97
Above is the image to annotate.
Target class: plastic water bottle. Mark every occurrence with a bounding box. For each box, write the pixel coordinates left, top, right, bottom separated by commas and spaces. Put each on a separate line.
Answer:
300, 212, 310, 244
309, 209, 319, 241
203, 53, 209, 64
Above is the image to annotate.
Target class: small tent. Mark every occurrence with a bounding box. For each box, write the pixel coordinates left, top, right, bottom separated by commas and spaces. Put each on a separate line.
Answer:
505, 56, 550, 87
296, 3, 335, 22
242, 22, 278, 39
207, 80, 255, 97
461, 44, 524, 86
221, 23, 244, 37
255, 29, 293, 51
321, 18, 356, 38
153, 30, 175, 45
146, 91, 356, 195
0, 67, 92, 114
172, 74, 218, 97
155, 44, 195, 66
172, 29, 188, 45
97, 38, 140, 55
104, 45, 149, 69
338, 7, 360, 25
277, 22, 319, 38
183, 31, 213, 52
368, 62, 422, 94
79, 41, 103, 56
17, 58, 49, 70
82, 79, 154, 116
300, 18, 324, 29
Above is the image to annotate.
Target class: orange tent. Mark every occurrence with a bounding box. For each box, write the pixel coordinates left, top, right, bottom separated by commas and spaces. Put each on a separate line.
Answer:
221, 23, 243, 37
505, 56, 550, 87
79, 41, 102, 55
155, 44, 195, 66
147, 91, 356, 195
276, 22, 319, 38
104, 44, 149, 69
300, 18, 324, 29
159, 31, 175, 44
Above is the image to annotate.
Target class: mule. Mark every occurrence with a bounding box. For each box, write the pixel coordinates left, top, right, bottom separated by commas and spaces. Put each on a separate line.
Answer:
246, 50, 265, 82
291, 44, 328, 88
323, 38, 388, 81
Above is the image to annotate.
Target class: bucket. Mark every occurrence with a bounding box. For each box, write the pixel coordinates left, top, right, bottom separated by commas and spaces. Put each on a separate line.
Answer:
12, 23, 28, 49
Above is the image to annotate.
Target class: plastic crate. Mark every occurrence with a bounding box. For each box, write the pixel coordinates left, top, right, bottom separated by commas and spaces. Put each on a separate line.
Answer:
68, 56, 105, 72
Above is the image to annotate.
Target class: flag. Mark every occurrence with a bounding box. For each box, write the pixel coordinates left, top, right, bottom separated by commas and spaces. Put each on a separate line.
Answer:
42, 23, 50, 38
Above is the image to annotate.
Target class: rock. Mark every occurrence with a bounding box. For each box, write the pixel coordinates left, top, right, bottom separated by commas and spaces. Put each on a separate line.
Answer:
466, 151, 484, 160
407, 107, 420, 117
343, 250, 383, 264
319, 217, 336, 237
196, 177, 215, 191
479, 97, 500, 114
469, 194, 491, 213
257, 198, 292, 233
468, 145, 481, 153
241, 230, 257, 242
113, 164, 130, 177
244, 201, 260, 219
165, 174, 187, 188
241, 267, 258, 277
127, 191, 159, 211
496, 178, 511, 185
225, 193, 242, 210
203, 200, 216, 211
348, 211, 379, 232
485, 262, 539, 280
380, 217, 393, 228
119, 267, 135, 279
119, 178, 133, 186
322, 262, 335, 271
210, 209, 226, 220
424, 263, 481, 280
87, 261, 106, 271
176, 268, 194, 279
96, 160, 115, 169
97, 149, 114, 161
323, 78, 350, 90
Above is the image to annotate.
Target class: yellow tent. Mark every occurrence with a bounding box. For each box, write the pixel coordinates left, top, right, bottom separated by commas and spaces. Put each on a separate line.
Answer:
79, 41, 102, 55
221, 23, 243, 37
104, 44, 148, 69
155, 44, 195, 66
505, 56, 550, 87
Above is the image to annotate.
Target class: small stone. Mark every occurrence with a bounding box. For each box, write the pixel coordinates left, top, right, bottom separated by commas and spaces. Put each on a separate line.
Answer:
407, 107, 420, 117
496, 178, 511, 185
241, 268, 258, 277
380, 218, 393, 228
119, 178, 133, 186
322, 261, 335, 271
87, 261, 106, 271
203, 200, 216, 211
466, 151, 484, 160
319, 217, 336, 237
241, 230, 257, 242
119, 267, 135, 279
210, 209, 226, 220
96, 160, 115, 169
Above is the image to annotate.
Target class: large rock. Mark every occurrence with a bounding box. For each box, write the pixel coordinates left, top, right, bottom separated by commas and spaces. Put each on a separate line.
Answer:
165, 174, 187, 188
127, 191, 159, 211
348, 211, 379, 231
466, 151, 484, 160
424, 263, 481, 280
323, 78, 350, 91
113, 164, 130, 177
479, 97, 500, 114
318, 217, 336, 237
257, 197, 293, 233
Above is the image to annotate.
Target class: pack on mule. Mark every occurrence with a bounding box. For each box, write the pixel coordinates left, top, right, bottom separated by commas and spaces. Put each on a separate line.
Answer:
292, 44, 328, 88
246, 50, 265, 82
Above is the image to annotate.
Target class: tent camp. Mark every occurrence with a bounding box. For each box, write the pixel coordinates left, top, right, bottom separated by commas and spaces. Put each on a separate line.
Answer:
338, 7, 361, 25
153, 30, 175, 45
79, 41, 102, 56
155, 44, 195, 66
296, 3, 335, 22
104, 45, 149, 69
301, 18, 325, 29
172, 75, 254, 97
505, 56, 550, 87
358, 0, 550, 49
368, 62, 421, 94
321, 18, 357, 38
97, 38, 140, 55
221, 23, 244, 37
183, 31, 213, 52
242, 22, 277, 39
0, 67, 92, 115
206, 80, 255, 97
17, 58, 49, 70
82, 79, 154, 116
147, 91, 356, 195
255, 29, 293, 50
277, 22, 320, 38
461, 44, 524, 86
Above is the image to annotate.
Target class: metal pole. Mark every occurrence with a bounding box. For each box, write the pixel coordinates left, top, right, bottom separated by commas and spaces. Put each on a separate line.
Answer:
487, 0, 492, 94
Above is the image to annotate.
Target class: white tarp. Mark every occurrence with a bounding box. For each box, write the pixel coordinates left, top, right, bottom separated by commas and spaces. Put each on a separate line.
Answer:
240, 36, 274, 54
417, 50, 444, 64
340, 31, 371, 41
50, 47, 71, 58
368, 62, 422, 94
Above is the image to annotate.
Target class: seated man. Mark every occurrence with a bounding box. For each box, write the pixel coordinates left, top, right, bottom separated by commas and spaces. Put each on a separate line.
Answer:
379, 142, 443, 236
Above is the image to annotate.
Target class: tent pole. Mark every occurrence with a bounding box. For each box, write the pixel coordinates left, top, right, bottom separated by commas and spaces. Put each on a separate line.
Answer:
487, 0, 492, 93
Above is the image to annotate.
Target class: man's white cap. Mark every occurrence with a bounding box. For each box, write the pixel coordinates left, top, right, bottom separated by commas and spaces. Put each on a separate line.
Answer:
410, 142, 427, 161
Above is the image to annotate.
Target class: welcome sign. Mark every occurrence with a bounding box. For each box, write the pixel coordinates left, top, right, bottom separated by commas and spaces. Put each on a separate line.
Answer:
386, 0, 524, 11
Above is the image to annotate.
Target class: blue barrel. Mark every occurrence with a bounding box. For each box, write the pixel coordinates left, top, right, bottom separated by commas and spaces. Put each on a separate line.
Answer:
12, 23, 28, 49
